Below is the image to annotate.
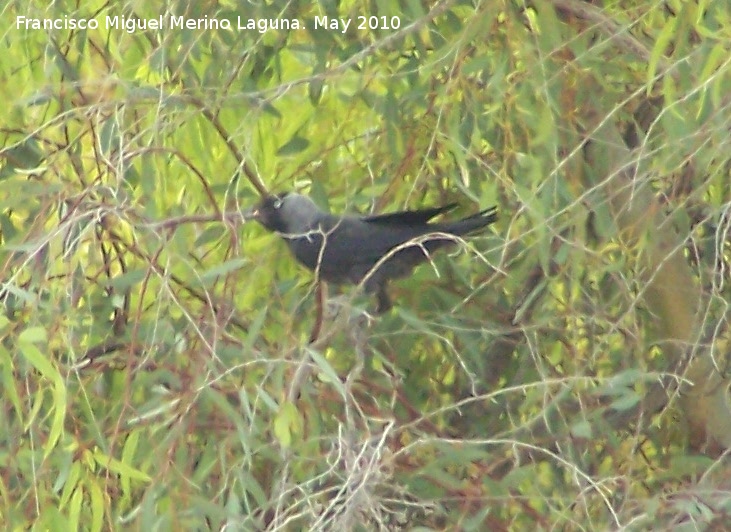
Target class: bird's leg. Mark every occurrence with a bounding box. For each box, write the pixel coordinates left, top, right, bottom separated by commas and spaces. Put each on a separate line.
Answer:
375, 286, 393, 314
308, 281, 326, 343
364, 275, 392, 315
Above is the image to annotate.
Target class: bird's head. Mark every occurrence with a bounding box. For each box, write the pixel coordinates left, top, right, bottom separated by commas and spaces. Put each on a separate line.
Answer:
249, 192, 324, 234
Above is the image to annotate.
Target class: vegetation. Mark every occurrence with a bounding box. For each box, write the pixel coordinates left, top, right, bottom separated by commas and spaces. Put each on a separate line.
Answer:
1, 0, 730, 529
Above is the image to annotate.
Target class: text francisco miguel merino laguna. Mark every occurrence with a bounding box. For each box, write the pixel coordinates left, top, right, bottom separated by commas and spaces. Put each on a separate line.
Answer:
15, 14, 381, 34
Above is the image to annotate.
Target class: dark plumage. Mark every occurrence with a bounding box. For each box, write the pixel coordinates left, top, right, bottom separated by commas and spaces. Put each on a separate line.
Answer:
251, 192, 497, 312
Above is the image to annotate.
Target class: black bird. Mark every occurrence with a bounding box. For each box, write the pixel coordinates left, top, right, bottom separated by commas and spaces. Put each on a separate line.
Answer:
250, 193, 497, 312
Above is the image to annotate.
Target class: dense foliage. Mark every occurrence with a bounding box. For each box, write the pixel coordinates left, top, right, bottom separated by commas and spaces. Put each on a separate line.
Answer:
1, 0, 731, 529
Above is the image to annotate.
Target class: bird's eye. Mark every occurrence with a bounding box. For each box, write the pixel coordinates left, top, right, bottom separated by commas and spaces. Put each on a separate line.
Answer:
273, 198, 283, 209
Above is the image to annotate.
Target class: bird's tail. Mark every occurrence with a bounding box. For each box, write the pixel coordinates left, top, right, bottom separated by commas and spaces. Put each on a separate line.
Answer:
440, 206, 498, 235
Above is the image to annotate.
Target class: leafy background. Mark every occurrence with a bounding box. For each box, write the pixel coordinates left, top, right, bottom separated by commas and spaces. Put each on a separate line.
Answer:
1, 0, 731, 530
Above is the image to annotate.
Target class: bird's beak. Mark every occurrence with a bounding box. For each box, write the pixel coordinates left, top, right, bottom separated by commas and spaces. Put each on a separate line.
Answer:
241, 206, 259, 221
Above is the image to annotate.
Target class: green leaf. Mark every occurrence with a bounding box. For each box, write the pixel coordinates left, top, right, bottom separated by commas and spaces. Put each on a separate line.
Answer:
121, 431, 141, 497
18, 326, 47, 344
604, 369, 645, 391
19, 90, 53, 107
307, 347, 346, 398
59, 462, 82, 507
242, 305, 268, 354
193, 225, 225, 248
570, 420, 593, 439
106, 269, 147, 290
69, 487, 83, 531
647, 17, 677, 89
309, 78, 324, 105
51, 44, 79, 81
199, 258, 247, 283
697, 42, 728, 113
0, 138, 45, 176
668, 455, 714, 478
89, 479, 105, 532
0, 345, 24, 422
99, 116, 121, 156
609, 392, 641, 411
18, 340, 66, 458
273, 401, 300, 448
277, 135, 309, 155
92, 449, 152, 482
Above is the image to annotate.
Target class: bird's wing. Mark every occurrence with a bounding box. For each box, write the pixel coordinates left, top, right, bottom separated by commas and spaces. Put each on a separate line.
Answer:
362, 203, 458, 226
320, 220, 441, 277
